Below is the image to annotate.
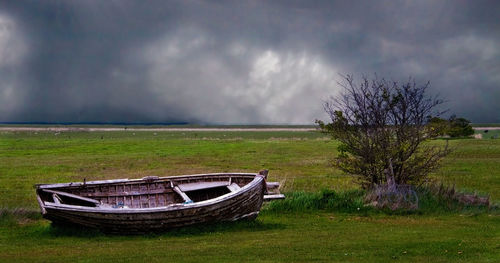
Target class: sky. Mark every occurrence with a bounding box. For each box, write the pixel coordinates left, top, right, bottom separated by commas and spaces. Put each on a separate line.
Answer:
0, 0, 499, 124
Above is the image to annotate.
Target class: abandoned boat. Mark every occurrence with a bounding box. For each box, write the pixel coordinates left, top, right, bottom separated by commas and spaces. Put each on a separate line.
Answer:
35, 170, 284, 233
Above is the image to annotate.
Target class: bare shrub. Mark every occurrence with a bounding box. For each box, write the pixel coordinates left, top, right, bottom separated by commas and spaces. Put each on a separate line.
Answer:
317, 74, 450, 188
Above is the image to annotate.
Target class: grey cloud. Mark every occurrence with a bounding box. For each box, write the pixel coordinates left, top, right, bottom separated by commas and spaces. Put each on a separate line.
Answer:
0, 0, 499, 123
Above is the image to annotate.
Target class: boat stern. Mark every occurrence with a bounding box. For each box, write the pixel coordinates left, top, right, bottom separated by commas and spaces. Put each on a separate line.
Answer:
259, 170, 285, 201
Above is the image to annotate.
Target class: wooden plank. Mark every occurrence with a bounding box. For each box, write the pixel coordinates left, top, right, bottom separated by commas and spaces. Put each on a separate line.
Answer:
115, 185, 118, 205
42, 189, 101, 204
78, 188, 176, 198
36, 194, 47, 214
173, 186, 192, 203
263, 194, 285, 201
177, 181, 229, 192
266, 182, 280, 189
52, 194, 61, 204
227, 183, 241, 192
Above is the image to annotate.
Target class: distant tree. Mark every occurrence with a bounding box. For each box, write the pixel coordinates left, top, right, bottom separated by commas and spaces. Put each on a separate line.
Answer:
317, 75, 451, 189
428, 115, 475, 138
428, 117, 449, 136
447, 115, 474, 137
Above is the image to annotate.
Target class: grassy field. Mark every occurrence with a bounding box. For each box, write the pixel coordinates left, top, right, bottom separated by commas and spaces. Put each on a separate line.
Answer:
475, 128, 500, 139
0, 130, 499, 262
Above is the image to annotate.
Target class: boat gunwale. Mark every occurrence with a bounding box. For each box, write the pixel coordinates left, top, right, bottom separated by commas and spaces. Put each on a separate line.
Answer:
39, 174, 265, 214
36, 172, 259, 189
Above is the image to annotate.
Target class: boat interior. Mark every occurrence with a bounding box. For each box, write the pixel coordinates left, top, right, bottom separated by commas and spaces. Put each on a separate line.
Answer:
37, 174, 257, 209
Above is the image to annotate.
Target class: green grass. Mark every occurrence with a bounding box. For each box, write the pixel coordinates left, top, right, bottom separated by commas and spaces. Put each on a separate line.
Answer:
433, 139, 500, 198
0, 212, 497, 262
0, 130, 339, 209
474, 128, 500, 139
0, 130, 499, 262
267, 188, 495, 216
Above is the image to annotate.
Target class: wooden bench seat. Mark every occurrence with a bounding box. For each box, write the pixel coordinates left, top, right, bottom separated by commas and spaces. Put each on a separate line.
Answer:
227, 183, 241, 192
177, 181, 230, 192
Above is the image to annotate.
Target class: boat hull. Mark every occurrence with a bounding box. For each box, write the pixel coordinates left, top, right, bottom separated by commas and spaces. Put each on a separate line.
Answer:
37, 173, 269, 234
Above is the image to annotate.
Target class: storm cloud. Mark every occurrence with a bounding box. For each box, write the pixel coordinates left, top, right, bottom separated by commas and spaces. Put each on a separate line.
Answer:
0, 0, 499, 124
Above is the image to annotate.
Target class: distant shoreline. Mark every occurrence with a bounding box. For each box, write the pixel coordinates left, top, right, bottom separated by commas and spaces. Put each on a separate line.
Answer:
471, 127, 500, 130
0, 126, 498, 132
0, 127, 317, 132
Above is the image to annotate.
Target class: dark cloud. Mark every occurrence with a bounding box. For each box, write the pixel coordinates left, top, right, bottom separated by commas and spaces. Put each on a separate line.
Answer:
0, 0, 499, 124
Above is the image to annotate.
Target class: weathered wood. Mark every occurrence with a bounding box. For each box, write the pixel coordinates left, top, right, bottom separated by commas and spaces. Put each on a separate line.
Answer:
44, 191, 263, 234
266, 182, 280, 189
227, 183, 241, 192
177, 181, 229, 192
35, 172, 283, 234
42, 189, 101, 204
52, 194, 61, 204
263, 194, 285, 201
36, 194, 47, 214
142, 176, 159, 181
259, 169, 269, 179
173, 186, 192, 203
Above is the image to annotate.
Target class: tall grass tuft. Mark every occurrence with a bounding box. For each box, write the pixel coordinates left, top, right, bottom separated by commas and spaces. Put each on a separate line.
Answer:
264, 187, 496, 215
416, 183, 496, 214
265, 189, 368, 213
0, 208, 41, 226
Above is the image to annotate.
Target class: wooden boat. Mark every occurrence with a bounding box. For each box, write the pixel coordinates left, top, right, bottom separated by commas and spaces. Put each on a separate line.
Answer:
35, 170, 284, 234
